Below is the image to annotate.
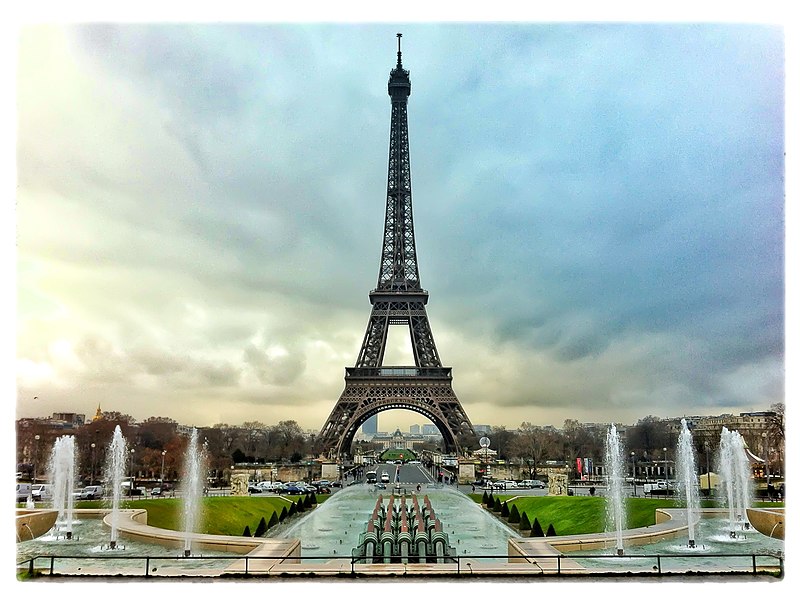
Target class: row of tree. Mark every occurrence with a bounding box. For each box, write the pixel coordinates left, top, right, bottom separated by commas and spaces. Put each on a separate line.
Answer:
16, 403, 784, 484
16, 415, 311, 485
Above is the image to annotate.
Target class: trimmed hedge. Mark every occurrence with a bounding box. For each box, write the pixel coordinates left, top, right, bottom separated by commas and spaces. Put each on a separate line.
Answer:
501, 501, 510, 518
243, 525, 252, 537
546, 523, 557, 537
267, 511, 279, 529
520, 512, 531, 531
531, 517, 545, 537
254, 517, 268, 537
509, 504, 521, 524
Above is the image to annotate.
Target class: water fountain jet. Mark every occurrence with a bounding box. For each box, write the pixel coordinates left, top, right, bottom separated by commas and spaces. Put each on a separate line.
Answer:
676, 419, 701, 548
718, 427, 752, 538
48, 435, 78, 540
180, 428, 206, 558
604, 424, 627, 556
105, 426, 128, 550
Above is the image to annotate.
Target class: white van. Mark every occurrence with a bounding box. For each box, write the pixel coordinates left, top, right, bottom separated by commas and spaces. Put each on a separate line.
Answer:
31, 484, 53, 501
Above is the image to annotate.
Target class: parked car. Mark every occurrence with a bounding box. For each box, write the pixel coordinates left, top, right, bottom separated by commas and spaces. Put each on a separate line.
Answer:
16, 483, 32, 502
491, 480, 517, 490
380, 472, 390, 483
151, 487, 163, 496
31, 484, 53, 501
520, 479, 546, 489
311, 481, 331, 493
248, 484, 262, 494
256, 481, 281, 493
79, 485, 104, 500
281, 483, 305, 495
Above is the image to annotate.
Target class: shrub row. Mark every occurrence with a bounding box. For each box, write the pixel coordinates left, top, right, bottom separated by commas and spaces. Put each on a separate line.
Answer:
483, 494, 557, 538
243, 493, 317, 536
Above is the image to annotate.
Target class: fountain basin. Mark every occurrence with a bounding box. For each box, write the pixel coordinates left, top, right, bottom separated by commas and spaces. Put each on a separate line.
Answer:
509, 507, 783, 574
746, 508, 785, 540
16, 509, 58, 542
99, 508, 299, 557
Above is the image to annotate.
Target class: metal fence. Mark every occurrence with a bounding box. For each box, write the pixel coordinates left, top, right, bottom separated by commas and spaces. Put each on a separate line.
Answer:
17, 551, 784, 578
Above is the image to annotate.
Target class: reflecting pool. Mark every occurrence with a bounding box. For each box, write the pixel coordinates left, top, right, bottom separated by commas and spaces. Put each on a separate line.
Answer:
270, 484, 520, 562
571, 516, 784, 573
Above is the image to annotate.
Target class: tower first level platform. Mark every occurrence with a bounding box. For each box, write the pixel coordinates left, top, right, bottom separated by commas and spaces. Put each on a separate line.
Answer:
318, 367, 474, 456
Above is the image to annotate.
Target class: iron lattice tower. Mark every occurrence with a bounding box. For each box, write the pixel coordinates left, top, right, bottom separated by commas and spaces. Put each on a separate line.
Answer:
317, 35, 476, 458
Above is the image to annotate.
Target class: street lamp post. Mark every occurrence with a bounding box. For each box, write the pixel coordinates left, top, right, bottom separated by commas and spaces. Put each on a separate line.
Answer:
762, 432, 770, 496
479, 436, 490, 486
160, 450, 167, 485
29, 434, 41, 507
91, 442, 96, 485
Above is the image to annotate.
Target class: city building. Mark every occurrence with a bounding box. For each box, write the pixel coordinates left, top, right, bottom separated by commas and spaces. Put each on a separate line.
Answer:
371, 428, 426, 452
362, 414, 378, 436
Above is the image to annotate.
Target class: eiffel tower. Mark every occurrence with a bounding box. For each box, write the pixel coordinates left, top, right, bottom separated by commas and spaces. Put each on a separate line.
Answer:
317, 35, 476, 458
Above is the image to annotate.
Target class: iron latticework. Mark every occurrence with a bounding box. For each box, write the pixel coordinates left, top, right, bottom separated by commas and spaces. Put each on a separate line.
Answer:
318, 35, 476, 457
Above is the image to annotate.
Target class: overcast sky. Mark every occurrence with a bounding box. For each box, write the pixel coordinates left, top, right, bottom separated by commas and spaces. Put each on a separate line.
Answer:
13, 20, 787, 433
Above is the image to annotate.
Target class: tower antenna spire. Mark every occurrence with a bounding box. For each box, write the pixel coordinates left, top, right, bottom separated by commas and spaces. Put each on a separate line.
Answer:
396, 32, 403, 67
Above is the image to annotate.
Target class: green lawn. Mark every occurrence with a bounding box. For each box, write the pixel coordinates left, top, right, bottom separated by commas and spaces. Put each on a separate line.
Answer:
473, 494, 784, 536
72, 495, 323, 537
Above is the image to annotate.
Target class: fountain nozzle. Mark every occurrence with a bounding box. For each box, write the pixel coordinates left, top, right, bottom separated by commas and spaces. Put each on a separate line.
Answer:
66, 531, 72, 540
688, 539, 696, 548
110, 540, 117, 550
616, 548, 624, 556
184, 549, 191, 557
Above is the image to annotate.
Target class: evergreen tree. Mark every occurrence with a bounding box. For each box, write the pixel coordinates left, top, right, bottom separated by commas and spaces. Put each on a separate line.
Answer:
279, 506, 288, 522
482, 491, 489, 504
509, 504, 521, 524
289, 502, 297, 516
309, 492, 318, 505
519, 512, 531, 531
492, 496, 502, 512
254, 517, 268, 537
296, 498, 306, 512
267, 511, 279, 529
531, 517, 545, 537
501, 501, 510, 518
546, 523, 557, 537
242, 525, 252, 537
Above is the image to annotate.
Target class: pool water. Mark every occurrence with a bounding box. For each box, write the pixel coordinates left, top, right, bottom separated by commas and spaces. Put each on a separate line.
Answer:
270, 484, 519, 562
17, 518, 235, 575
571, 516, 784, 573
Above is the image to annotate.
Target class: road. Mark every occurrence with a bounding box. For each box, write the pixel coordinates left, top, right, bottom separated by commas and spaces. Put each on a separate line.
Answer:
369, 462, 436, 485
